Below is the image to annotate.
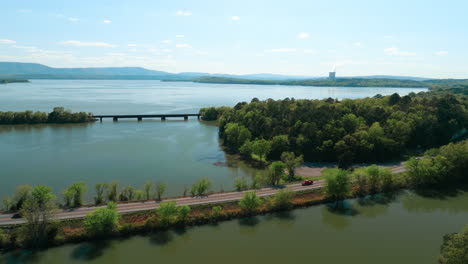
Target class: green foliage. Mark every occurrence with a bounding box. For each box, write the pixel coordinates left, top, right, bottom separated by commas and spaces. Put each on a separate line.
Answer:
281, 152, 303, 181
211, 206, 222, 218
190, 177, 212, 197
156, 201, 180, 226
12, 185, 32, 211
325, 170, 351, 201
134, 190, 144, 201
270, 189, 295, 209
234, 177, 248, 191
238, 191, 262, 214
2, 197, 13, 212
0, 107, 94, 124
20, 185, 57, 247
94, 183, 106, 205
119, 186, 135, 201
155, 182, 166, 201
268, 161, 286, 186
223, 123, 252, 151
84, 202, 120, 237
215, 92, 468, 164
199, 106, 231, 121
251, 173, 265, 189
367, 165, 382, 193
351, 169, 368, 195
406, 157, 447, 186
144, 181, 153, 200
438, 225, 468, 264
62, 182, 86, 207
106, 182, 119, 202
178, 205, 191, 221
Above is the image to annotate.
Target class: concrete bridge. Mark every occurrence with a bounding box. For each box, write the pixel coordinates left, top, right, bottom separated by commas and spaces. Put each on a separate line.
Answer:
93, 114, 201, 122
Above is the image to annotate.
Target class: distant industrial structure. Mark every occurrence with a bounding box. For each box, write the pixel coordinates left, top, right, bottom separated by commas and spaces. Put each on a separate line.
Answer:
329, 71, 336, 80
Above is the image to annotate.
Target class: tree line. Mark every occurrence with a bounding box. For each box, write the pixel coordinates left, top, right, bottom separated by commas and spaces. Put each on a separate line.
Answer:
201, 90, 467, 168
0, 107, 94, 124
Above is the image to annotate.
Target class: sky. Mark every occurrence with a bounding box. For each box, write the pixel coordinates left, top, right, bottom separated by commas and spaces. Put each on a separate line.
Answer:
0, 0, 467, 78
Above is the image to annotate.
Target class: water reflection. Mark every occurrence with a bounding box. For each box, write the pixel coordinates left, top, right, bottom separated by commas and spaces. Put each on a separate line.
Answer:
401, 190, 468, 213
70, 240, 112, 261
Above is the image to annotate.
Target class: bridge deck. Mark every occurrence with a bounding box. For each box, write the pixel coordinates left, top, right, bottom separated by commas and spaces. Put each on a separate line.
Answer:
92, 114, 201, 121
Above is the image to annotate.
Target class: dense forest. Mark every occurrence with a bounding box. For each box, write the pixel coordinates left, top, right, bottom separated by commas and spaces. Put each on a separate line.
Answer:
201, 90, 468, 167
188, 76, 468, 89
0, 107, 94, 124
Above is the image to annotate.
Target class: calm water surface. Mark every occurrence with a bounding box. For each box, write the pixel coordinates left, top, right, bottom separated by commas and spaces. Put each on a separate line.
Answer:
2, 190, 467, 264
0, 80, 427, 198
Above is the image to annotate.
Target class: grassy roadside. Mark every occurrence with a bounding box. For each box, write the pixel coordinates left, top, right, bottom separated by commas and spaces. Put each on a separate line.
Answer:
0, 172, 410, 252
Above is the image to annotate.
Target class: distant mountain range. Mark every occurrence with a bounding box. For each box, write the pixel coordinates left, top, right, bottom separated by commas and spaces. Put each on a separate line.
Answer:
0, 62, 433, 81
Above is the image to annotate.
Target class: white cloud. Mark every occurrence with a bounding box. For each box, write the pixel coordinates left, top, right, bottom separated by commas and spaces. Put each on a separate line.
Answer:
435, 50, 448, 56
176, 10, 192, 16
61, 40, 117, 47
161, 40, 171, 44
68, 17, 79, 22
353, 42, 362, 46
175, 35, 185, 38
231, 16, 241, 20
384, 47, 416, 56
127, 44, 138, 47
103, 20, 112, 24
0, 39, 16, 44
176, 43, 191, 48
266, 48, 297, 53
297, 33, 310, 39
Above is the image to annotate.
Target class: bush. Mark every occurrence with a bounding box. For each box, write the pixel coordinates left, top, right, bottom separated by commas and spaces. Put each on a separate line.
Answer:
62, 182, 86, 207
325, 170, 351, 201
84, 202, 120, 237
239, 191, 262, 214
438, 225, 468, 264
270, 189, 295, 210
234, 177, 248, 191
190, 177, 212, 197
211, 206, 222, 218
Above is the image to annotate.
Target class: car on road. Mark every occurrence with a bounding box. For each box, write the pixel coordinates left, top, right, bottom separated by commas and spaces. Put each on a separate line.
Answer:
301, 180, 314, 186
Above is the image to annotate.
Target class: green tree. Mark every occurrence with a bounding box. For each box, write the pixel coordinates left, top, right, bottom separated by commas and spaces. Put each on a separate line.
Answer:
211, 206, 222, 218
238, 191, 262, 214
94, 183, 106, 205
178, 205, 191, 221
155, 182, 166, 201
268, 161, 286, 186
106, 182, 119, 202
156, 200, 179, 226
270, 189, 295, 210
62, 182, 86, 207
144, 181, 153, 200
20, 185, 57, 247
224, 123, 252, 150
351, 169, 368, 195
84, 202, 120, 237
191, 177, 212, 197
281, 152, 303, 181
134, 190, 144, 201
119, 186, 135, 201
406, 157, 448, 186
366, 165, 382, 193
12, 184, 32, 211
234, 177, 248, 191
325, 170, 351, 202
438, 225, 468, 264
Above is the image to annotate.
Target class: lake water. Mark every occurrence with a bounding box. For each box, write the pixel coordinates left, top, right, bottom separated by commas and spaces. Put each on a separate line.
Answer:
2, 80, 462, 263
2, 190, 467, 264
0, 80, 427, 200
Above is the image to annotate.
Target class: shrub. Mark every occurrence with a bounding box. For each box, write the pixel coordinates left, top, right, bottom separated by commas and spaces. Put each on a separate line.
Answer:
270, 189, 295, 210
84, 202, 120, 237
234, 177, 248, 191
239, 191, 262, 214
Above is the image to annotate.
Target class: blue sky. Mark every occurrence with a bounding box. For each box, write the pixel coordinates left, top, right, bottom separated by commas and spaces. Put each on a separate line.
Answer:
0, 0, 467, 78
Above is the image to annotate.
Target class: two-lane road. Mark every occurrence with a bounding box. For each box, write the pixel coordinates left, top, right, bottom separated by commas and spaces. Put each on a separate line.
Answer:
0, 180, 326, 226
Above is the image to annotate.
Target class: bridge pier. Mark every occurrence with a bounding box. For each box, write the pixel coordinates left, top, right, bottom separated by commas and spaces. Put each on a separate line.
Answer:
197, 115, 200, 120
113, 117, 118, 122
161, 116, 166, 121
184, 116, 188, 120
100, 117, 103, 122
137, 116, 142, 121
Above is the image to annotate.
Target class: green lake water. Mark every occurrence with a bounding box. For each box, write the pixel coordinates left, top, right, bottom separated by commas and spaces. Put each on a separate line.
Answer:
2, 190, 467, 264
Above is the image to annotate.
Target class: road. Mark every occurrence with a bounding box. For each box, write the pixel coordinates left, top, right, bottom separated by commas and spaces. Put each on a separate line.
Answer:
0, 181, 326, 226
0, 165, 407, 226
